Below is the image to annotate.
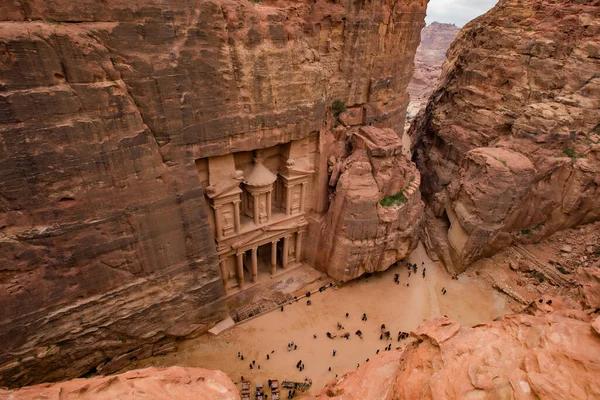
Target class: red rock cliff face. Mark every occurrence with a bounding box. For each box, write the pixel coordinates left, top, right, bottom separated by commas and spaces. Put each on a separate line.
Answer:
410, 0, 600, 271
0, 0, 428, 387
311, 308, 600, 400
407, 22, 460, 115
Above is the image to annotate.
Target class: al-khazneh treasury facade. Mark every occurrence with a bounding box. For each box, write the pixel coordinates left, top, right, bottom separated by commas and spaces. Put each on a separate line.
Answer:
196, 137, 316, 294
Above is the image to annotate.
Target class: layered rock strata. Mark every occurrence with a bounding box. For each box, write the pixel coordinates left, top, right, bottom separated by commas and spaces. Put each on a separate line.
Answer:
312, 305, 600, 399
0, 0, 428, 386
0, 366, 239, 400
411, 0, 600, 271
310, 125, 424, 281
407, 22, 460, 116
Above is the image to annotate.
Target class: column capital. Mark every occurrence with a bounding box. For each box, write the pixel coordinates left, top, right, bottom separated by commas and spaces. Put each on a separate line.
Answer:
212, 204, 222, 210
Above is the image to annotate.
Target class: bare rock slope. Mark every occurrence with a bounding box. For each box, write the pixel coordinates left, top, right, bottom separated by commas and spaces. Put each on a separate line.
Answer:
311, 306, 600, 400
0, 0, 428, 386
0, 366, 239, 400
411, 0, 600, 271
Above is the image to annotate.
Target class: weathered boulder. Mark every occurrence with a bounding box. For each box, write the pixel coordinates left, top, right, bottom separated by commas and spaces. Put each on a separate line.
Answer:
0, 366, 238, 400
411, 0, 600, 271
311, 308, 600, 399
311, 126, 424, 282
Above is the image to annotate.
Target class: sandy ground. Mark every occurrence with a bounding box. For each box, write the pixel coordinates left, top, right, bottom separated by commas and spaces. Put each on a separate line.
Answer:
128, 243, 506, 397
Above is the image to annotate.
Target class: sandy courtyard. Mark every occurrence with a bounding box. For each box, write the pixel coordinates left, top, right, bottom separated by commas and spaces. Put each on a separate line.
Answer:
128, 243, 506, 397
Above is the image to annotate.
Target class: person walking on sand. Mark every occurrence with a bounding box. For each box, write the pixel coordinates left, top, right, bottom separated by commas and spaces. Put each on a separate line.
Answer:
333, 349, 337, 356
362, 313, 368, 321
422, 268, 426, 278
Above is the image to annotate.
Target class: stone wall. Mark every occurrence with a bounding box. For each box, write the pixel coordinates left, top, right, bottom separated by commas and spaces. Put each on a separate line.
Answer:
0, 0, 428, 387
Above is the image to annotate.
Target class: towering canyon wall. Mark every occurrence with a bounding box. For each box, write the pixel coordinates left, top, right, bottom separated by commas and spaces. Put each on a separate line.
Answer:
0, 0, 428, 387
410, 0, 600, 271
407, 21, 459, 115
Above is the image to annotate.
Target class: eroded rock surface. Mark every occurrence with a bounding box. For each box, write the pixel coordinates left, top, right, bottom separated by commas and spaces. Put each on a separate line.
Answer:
311, 126, 424, 282
0, 366, 238, 400
0, 0, 428, 386
407, 22, 460, 116
311, 307, 600, 400
411, 0, 600, 271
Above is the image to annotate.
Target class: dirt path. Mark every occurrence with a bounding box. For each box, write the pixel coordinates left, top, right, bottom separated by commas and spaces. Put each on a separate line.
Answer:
127, 243, 505, 397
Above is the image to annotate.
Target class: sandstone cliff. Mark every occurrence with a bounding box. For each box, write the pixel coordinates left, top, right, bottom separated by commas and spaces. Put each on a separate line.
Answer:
311, 125, 424, 282
407, 22, 460, 116
410, 0, 600, 271
0, 366, 239, 399
0, 0, 428, 386
311, 305, 600, 400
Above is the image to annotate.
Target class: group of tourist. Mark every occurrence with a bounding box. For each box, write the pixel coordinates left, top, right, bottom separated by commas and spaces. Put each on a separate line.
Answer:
287, 342, 297, 352
394, 261, 427, 286
236, 258, 464, 397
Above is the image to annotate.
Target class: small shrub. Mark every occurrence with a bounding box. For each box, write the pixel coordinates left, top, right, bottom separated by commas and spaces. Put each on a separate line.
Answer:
556, 265, 571, 275
558, 146, 582, 159
249, 0, 261, 3
492, 156, 507, 167
525, 26, 533, 31
380, 191, 407, 207
521, 229, 532, 236
332, 99, 346, 119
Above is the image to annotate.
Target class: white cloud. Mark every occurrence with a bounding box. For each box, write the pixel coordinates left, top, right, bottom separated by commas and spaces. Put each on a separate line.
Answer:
425, 0, 498, 27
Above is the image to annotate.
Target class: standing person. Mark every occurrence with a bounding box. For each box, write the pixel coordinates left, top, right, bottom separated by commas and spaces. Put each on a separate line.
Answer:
333, 349, 337, 356
422, 268, 426, 278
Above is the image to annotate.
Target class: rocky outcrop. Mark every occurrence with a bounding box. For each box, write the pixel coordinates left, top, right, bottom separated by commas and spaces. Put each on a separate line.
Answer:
0, 366, 239, 400
407, 22, 460, 116
411, 0, 600, 271
0, 0, 428, 387
311, 305, 600, 399
310, 125, 424, 282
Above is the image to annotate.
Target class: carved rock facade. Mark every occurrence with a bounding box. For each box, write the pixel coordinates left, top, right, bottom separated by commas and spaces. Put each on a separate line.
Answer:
0, 0, 428, 386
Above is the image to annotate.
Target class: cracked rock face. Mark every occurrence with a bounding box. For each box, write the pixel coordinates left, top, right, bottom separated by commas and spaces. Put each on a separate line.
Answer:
0, 0, 428, 387
311, 306, 600, 400
311, 126, 424, 282
0, 366, 239, 400
410, 0, 600, 271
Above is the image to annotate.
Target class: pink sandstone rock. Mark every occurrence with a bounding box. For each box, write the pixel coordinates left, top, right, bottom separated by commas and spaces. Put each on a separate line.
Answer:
0, 367, 239, 400
0, 0, 428, 387
311, 310, 600, 400
411, 0, 600, 271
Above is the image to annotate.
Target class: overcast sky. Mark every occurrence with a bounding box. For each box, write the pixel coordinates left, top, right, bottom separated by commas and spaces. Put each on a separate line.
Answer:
425, 0, 498, 27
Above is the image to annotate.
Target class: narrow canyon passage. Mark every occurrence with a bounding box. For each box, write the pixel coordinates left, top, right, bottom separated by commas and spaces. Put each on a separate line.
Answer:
124, 243, 505, 396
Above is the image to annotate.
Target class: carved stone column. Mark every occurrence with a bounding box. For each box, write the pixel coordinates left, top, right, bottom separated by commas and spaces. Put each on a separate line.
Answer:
282, 235, 290, 268
271, 240, 278, 275
236, 253, 245, 290
219, 258, 228, 296
251, 247, 258, 283
285, 184, 292, 216
266, 191, 272, 222
213, 205, 222, 240
295, 231, 303, 263
300, 182, 306, 213
252, 193, 260, 225
233, 200, 241, 234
